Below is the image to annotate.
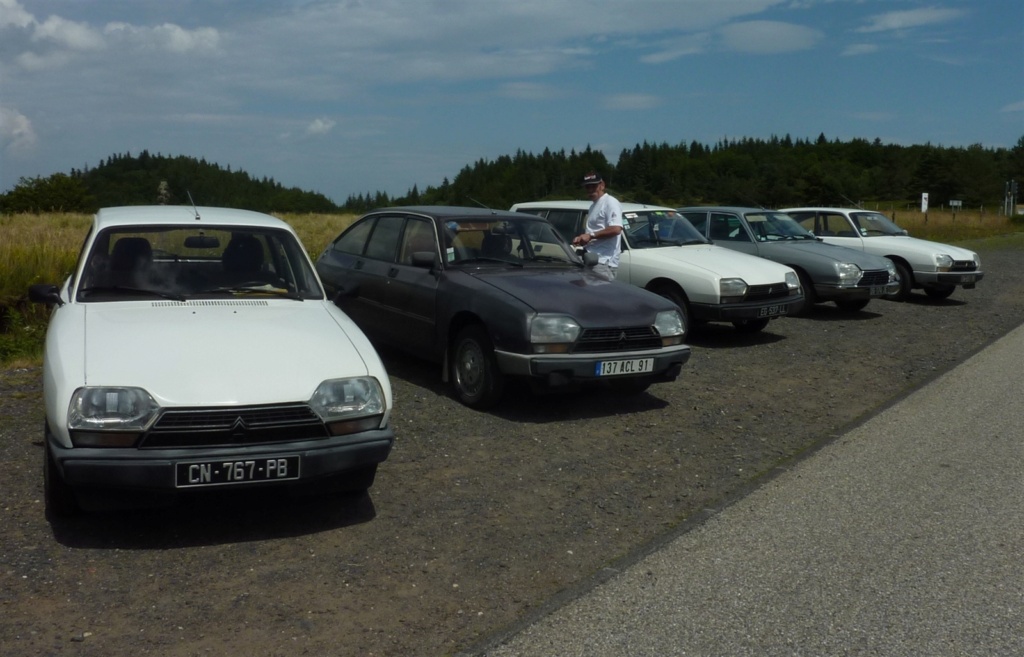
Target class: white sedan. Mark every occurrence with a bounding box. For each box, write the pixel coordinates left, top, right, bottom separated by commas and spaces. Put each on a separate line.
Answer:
511, 201, 804, 335
29, 205, 394, 517
782, 207, 983, 301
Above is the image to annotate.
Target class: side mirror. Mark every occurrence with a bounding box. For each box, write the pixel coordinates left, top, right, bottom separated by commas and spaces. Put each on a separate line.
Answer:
331, 280, 360, 306
582, 251, 600, 267
29, 283, 64, 307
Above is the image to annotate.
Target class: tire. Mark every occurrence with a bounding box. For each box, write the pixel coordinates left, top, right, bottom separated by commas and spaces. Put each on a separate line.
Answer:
451, 324, 504, 409
44, 440, 79, 519
340, 464, 378, 493
649, 283, 690, 342
835, 298, 870, 312
796, 270, 817, 314
732, 317, 770, 333
883, 261, 913, 301
924, 284, 955, 300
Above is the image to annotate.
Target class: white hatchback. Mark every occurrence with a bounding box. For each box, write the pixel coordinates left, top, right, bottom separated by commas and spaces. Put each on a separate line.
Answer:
29, 205, 395, 517
511, 201, 803, 336
781, 207, 983, 301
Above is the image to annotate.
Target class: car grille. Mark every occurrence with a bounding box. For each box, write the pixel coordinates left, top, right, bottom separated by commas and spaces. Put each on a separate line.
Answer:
951, 260, 978, 272
858, 270, 891, 287
745, 283, 793, 301
139, 403, 327, 448
574, 326, 662, 354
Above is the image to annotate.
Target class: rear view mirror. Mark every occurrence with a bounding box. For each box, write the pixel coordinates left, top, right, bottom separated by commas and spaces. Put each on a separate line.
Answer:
185, 235, 221, 249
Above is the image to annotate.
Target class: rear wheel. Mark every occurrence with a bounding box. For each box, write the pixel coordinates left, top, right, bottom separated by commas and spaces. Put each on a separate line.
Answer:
649, 283, 690, 342
451, 325, 504, 409
924, 284, 955, 300
732, 317, 770, 333
883, 261, 913, 301
835, 298, 870, 312
44, 440, 79, 519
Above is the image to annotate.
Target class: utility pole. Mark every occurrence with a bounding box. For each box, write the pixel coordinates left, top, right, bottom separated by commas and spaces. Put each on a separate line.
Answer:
1007, 180, 1019, 217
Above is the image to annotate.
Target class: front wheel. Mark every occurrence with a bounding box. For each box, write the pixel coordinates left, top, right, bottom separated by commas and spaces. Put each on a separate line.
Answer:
796, 270, 817, 314
451, 325, 504, 409
924, 284, 955, 300
732, 317, 770, 333
883, 261, 913, 301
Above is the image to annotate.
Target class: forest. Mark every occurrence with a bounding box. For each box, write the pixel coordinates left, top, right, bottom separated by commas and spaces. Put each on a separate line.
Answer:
2, 134, 1022, 215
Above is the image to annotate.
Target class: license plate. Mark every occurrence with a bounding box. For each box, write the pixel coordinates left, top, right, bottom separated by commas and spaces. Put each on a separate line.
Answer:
870, 286, 886, 296
175, 456, 300, 488
960, 274, 975, 283
595, 358, 653, 376
757, 304, 787, 318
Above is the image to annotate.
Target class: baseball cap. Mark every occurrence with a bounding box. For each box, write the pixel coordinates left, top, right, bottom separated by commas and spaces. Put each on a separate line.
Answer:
582, 172, 603, 187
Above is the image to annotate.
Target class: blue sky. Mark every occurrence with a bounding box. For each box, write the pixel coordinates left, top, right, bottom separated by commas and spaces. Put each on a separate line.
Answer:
2, 0, 1022, 204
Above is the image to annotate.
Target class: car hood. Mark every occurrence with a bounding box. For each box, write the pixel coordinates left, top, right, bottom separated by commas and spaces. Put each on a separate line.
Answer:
471, 268, 672, 325
631, 244, 794, 282
758, 240, 892, 269
82, 300, 371, 406
863, 235, 979, 262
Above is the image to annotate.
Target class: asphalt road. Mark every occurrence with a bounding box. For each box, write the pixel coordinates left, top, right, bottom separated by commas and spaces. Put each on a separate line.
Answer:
471, 322, 1024, 657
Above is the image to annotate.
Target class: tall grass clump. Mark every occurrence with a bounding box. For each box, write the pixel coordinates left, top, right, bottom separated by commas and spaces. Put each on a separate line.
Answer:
276, 212, 359, 256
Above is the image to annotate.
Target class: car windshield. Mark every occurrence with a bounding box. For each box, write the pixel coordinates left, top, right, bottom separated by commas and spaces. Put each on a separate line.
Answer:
445, 217, 578, 266
76, 225, 324, 302
746, 212, 816, 241
624, 210, 709, 249
850, 212, 907, 236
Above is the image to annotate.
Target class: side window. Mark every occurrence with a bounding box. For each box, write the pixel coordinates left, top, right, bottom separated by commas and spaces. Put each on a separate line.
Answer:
709, 213, 750, 242
823, 213, 854, 236
364, 216, 402, 262
333, 217, 375, 256
681, 212, 708, 235
545, 210, 583, 243
399, 218, 437, 265
788, 212, 817, 233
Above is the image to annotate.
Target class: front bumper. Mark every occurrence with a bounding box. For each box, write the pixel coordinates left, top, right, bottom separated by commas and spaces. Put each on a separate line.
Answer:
691, 295, 804, 322
49, 429, 394, 494
494, 344, 691, 387
914, 270, 984, 287
816, 279, 900, 301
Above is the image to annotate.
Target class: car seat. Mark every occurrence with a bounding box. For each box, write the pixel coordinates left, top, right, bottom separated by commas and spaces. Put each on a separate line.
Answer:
222, 235, 264, 279
110, 237, 153, 272
480, 232, 512, 257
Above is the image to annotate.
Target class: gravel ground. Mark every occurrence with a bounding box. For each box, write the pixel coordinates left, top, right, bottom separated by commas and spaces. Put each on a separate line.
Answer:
2, 246, 1023, 657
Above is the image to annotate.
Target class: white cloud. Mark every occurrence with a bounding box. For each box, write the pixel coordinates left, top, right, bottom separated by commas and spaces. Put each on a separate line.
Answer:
498, 82, 561, 101
104, 22, 220, 54
305, 118, 336, 136
842, 43, 879, 56
1000, 100, 1024, 113
641, 34, 711, 64
603, 94, 661, 110
0, 0, 33, 29
718, 20, 822, 54
0, 106, 37, 152
32, 15, 105, 51
856, 8, 965, 34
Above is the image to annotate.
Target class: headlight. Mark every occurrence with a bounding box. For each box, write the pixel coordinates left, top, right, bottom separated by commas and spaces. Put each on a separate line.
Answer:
68, 387, 159, 447
309, 377, 386, 435
834, 262, 862, 286
785, 271, 800, 291
530, 314, 581, 353
719, 278, 748, 303
654, 310, 685, 345
884, 259, 898, 282
934, 254, 954, 271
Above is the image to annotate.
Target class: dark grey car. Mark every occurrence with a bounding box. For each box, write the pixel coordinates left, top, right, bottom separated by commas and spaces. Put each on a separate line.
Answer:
678, 207, 899, 312
316, 206, 691, 409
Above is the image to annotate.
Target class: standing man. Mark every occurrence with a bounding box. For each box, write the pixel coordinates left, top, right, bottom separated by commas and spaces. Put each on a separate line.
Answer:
573, 171, 624, 278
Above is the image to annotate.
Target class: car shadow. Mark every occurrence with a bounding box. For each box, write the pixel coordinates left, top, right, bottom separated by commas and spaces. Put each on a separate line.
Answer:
685, 323, 788, 350
49, 487, 377, 549
789, 304, 884, 322
901, 293, 968, 307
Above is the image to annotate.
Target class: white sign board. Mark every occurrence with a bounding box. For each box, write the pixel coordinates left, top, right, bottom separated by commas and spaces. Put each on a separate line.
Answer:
921, 193, 929, 213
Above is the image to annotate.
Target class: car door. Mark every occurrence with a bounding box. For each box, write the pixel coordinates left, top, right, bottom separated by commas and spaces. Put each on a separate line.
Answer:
386, 216, 440, 354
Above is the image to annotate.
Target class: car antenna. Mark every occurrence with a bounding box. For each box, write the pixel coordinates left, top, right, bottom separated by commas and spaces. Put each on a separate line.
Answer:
840, 194, 865, 210
187, 191, 201, 220
466, 196, 492, 209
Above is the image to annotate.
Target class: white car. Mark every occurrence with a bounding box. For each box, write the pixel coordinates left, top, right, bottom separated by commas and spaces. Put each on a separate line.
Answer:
510, 201, 803, 336
29, 205, 395, 517
782, 207, 984, 301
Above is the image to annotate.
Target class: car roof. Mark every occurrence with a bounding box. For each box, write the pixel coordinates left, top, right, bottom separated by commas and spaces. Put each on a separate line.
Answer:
511, 200, 677, 213
779, 207, 875, 213
367, 205, 537, 221
676, 206, 784, 214
93, 205, 292, 230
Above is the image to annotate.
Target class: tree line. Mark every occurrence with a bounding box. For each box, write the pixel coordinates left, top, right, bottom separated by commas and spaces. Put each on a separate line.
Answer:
3, 135, 1023, 215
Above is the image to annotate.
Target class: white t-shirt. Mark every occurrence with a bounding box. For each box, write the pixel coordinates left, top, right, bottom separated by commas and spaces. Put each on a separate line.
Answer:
585, 193, 624, 267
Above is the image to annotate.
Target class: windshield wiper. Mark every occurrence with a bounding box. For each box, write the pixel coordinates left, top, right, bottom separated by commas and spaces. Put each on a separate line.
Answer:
454, 257, 523, 267
202, 283, 304, 300
78, 285, 187, 302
